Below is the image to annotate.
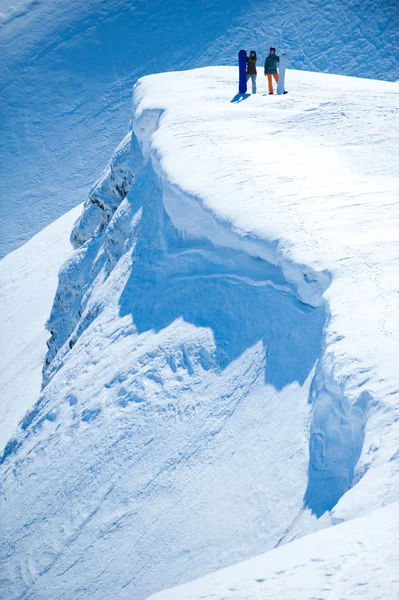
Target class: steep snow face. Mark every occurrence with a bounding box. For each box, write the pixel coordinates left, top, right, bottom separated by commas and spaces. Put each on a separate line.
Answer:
1, 68, 398, 600
1, 0, 398, 257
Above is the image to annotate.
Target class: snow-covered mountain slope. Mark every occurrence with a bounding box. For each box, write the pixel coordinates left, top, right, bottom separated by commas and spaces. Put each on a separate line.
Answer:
147, 501, 399, 600
1, 67, 398, 600
1, 0, 398, 258
0, 205, 80, 450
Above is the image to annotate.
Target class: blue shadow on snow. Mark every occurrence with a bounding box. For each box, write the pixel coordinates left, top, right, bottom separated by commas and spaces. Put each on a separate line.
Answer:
230, 93, 251, 103
117, 164, 367, 518
118, 165, 327, 392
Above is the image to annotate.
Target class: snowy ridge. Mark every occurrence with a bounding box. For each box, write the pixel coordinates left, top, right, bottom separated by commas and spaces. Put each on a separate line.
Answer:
1, 67, 398, 599
47, 66, 398, 520
45, 73, 361, 520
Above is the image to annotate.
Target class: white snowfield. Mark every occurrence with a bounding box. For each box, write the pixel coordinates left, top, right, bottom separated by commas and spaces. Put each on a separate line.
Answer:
1, 67, 398, 600
0, 205, 81, 449
148, 501, 399, 600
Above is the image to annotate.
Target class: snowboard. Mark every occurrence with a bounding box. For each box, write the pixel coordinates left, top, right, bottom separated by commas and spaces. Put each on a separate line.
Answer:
238, 49, 247, 94
277, 52, 287, 95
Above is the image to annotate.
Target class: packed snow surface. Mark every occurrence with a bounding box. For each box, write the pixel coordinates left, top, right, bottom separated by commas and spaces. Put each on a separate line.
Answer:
1, 0, 398, 257
1, 67, 398, 600
147, 502, 399, 600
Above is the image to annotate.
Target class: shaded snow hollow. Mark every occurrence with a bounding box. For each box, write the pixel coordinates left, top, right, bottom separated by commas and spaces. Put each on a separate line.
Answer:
1, 67, 398, 600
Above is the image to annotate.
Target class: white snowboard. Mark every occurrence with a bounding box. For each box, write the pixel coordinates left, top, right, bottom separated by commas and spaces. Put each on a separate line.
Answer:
277, 52, 287, 95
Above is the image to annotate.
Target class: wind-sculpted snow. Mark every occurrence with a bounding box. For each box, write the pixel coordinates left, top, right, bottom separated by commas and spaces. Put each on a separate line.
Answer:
1, 0, 398, 257
1, 67, 398, 599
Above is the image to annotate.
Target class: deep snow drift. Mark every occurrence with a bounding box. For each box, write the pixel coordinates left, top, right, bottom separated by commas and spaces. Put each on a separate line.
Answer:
1, 0, 398, 257
1, 67, 398, 600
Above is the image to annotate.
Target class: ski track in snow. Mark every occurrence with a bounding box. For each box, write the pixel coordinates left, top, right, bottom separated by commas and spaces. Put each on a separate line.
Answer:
1, 0, 398, 257
0, 66, 398, 599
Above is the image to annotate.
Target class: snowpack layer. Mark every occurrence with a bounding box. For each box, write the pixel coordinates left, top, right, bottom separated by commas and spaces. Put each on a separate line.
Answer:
1, 67, 398, 600
1, 0, 398, 257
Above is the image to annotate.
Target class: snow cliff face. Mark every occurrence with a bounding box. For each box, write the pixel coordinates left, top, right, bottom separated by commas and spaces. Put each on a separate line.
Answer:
1, 0, 398, 257
1, 67, 398, 599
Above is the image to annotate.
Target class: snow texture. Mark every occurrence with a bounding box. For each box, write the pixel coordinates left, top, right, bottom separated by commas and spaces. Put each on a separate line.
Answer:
147, 502, 399, 600
0, 67, 398, 600
1, 0, 398, 257
0, 205, 80, 450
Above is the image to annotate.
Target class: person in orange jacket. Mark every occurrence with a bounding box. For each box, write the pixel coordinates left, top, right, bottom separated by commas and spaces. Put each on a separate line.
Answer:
264, 47, 279, 95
